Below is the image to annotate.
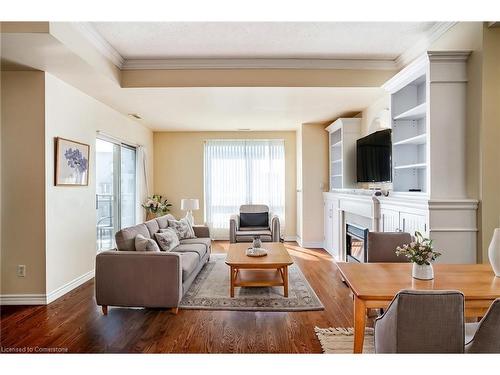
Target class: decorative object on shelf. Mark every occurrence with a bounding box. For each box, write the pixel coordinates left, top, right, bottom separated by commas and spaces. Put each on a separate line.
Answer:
55, 137, 90, 186
252, 235, 262, 249
142, 195, 172, 220
488, 228, 500, 277
246, 247, 268, 257
180, 198, 199, 225
395, 231, 441, 280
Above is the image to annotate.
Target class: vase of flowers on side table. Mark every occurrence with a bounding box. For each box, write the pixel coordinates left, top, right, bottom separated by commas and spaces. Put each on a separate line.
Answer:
142, 195, 173, 220
396, 231, 441, 280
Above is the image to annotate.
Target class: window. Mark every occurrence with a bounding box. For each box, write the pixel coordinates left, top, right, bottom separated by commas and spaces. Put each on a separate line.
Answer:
204, 139, 285, 238
96, 138, 137, 250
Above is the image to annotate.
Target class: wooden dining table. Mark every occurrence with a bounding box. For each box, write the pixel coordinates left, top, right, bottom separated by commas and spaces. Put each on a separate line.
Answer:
336, 262, 500, 353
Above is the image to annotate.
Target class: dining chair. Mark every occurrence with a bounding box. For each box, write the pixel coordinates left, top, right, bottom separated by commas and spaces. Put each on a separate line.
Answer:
465, 298, 500, 353
367, 232, 412, 263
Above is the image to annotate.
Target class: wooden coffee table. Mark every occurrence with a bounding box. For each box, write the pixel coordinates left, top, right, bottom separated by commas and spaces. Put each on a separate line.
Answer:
225, 242, 294, 297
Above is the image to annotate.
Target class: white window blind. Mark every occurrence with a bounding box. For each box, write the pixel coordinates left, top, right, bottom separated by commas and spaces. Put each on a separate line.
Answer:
204, 139, 285, 238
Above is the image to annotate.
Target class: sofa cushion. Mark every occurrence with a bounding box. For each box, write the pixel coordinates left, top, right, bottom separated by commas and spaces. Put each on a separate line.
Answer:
238, 226, 269, 232
135, 234, 161, 252
168, 218, 196, 240
144, 219, 160, 236
179, 237, 212, 251
173, 243, 207, 259
236, 234, 272, 242
156, 214, 176, 229
179, 252, 199, 281
235, 229, 272, 237
155, 228, 180, 251
115, 223, 150, 251
240, 212, 269, 228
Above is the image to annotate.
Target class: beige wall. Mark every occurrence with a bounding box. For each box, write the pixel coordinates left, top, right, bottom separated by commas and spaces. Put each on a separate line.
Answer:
1, 71, 154, 297
298, 123, 329, 245
44, 73, 154, 294
153, 131, 296, 239
1, 71, 47, 294
480, 26, 500, 262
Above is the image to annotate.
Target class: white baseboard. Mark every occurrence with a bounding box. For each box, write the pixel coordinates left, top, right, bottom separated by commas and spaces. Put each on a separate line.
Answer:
0, 269, 95, 306
0, 294, 47, 305
46, 269, 95, 304
299, 241, 325, 249
283, 236, 297, 242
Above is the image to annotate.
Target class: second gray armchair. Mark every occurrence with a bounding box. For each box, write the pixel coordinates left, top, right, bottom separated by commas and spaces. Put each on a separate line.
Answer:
229, 204, 280, 243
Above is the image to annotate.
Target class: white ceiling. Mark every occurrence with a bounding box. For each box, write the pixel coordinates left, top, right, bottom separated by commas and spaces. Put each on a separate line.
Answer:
91, 22, 437, 60
116, 87, 384, 131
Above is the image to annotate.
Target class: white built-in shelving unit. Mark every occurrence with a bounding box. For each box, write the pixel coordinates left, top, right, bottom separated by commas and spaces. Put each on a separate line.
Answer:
325, 118, 361, 190
390, 74, 428, 193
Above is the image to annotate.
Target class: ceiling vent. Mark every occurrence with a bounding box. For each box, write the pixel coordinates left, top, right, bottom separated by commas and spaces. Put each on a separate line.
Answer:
128, 113, 142, 120
237, 128, 251, 131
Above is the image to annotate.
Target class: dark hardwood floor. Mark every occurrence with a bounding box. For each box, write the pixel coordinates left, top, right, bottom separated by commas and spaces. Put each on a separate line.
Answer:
0, 242, 354, 353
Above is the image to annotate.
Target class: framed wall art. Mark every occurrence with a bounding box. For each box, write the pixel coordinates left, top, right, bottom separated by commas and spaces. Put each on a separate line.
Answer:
55, 137, 90, 186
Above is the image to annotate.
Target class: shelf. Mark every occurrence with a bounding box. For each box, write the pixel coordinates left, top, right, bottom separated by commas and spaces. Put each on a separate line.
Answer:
332, 174, 343, 178
393, 102, 426, 120
331, 159, 342, 164
393, 133, 427, 146
394, 163, 427, 170
331, 141, 342, 148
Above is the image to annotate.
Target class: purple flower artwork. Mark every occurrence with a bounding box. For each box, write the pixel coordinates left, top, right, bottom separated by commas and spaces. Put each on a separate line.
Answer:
64, 148, 88, 173
55, 137, 90, 186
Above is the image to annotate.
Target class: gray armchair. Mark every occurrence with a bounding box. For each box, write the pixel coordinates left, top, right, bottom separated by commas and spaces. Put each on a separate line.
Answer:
367, 232, 412, 263
229, 204, 280, 243
374, 290, 465, 353
465, 298, 500, 353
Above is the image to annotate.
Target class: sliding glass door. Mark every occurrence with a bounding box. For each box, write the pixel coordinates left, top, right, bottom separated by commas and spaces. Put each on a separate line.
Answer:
96, 138, 136, 251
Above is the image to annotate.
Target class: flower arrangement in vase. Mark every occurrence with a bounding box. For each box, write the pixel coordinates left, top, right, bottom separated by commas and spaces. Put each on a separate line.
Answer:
396, 231, 441, 280
142, 195, 172, 220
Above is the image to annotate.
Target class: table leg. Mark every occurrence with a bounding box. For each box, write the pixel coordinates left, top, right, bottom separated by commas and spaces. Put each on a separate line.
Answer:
283, 266, 288, 297
230, 266, 235, 298
353, 296, 367, 353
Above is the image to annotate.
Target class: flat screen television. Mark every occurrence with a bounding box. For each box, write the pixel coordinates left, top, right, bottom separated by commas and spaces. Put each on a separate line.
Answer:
356, 129, 392, 183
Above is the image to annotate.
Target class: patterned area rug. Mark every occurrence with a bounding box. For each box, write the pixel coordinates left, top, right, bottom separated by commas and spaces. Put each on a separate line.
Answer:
314, 327, 375, 354
180, 254, 324, 311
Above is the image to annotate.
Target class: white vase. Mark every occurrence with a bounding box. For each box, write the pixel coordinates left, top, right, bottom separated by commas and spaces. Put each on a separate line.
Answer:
488, 228, 500, 277
412, 263, 434, 280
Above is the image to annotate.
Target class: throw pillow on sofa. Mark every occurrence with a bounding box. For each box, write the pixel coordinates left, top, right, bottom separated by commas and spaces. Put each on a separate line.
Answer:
168, 218, 196, 240
135, 234, 161, 252
155, 228, 180, 251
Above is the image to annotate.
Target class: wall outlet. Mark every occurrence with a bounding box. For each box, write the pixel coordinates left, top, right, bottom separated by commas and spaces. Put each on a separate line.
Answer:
17, 265, 26, 277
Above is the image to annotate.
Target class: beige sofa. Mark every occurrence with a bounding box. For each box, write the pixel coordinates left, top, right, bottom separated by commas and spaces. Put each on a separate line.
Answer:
95, 214, 211, 315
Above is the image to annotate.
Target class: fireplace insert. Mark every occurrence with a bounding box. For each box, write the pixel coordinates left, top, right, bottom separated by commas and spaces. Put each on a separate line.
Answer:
346, 223, 369, 263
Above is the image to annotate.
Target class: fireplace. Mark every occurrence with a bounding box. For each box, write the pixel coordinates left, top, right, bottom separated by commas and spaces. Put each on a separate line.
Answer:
346, 223, 369, 263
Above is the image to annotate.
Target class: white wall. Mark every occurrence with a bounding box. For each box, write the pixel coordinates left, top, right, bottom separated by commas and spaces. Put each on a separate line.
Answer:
44, 73, 154, 296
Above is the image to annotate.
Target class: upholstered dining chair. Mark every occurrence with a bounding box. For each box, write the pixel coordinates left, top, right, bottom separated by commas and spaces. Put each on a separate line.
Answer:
465, 298, 500, 353
229, 204, 280, 243
366, 232, 412, 263
374, 290, 465, 353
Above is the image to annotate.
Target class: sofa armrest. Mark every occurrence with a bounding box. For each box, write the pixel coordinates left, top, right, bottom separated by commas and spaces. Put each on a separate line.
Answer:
95, 250, 182, 309
271, 215, 281, 242
229, 214, 239, 243
193, 225, 210, 238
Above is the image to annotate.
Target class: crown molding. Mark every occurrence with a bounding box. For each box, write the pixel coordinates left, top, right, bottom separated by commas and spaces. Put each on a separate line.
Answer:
427, 50, 471, 61
121, 58, 397, 71
382, 54, 428, 93
395, 22, 457, 69
70, 22, 125, 68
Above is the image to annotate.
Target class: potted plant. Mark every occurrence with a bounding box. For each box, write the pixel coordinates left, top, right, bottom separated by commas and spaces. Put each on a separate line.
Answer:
395, 231, 441, 280
142, 195, 172, 220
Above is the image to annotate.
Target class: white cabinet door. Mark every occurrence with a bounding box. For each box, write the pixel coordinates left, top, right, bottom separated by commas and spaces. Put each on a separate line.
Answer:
331, 198, 340, 259
324, 199, 333, 253
381, 208, 400, 232
400, 212, 427, 236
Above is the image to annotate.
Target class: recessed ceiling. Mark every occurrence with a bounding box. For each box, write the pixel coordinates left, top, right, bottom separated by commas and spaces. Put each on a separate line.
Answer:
91, 22, 437, 60
110, 87, 384, 131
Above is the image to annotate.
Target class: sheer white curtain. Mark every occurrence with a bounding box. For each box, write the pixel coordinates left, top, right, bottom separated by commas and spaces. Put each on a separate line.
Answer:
204, 139, 285, 238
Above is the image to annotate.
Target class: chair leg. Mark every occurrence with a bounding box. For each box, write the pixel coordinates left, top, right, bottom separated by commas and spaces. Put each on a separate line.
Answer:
170, 307, 179, 315
102, 305, 108, 315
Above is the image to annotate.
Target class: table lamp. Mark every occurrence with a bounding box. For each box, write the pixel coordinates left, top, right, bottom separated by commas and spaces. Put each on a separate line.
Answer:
181, 198, 199, 225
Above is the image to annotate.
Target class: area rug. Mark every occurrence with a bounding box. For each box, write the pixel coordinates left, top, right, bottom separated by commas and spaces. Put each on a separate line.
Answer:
179, 254, 324, 311
314, 327, 375, 353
